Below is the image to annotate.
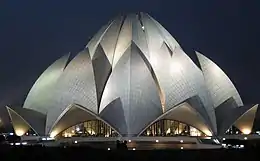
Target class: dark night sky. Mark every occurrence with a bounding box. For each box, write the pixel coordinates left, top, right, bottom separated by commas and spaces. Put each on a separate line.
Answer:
0, 0, 260, 109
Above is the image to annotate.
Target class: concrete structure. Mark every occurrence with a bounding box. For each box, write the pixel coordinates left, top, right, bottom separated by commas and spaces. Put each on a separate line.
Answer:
2, 13, 259, 141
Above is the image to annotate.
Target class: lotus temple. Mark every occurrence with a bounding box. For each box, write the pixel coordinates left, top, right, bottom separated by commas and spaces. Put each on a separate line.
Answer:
0, 13, 259, 148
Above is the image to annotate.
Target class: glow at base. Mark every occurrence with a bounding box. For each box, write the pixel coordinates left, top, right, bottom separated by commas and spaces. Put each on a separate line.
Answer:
15, 129, 26, 136
241, 128, 251, 135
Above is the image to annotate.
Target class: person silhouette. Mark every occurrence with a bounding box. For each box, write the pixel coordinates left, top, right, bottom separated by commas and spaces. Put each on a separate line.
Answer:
122, 140, 128, 150
116, 140, 121, 149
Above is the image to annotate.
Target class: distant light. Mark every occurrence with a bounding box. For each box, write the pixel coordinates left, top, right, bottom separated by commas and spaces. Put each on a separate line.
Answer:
76, 127, 80, 132
42, 138, 46, 141
22, 142, 27, 145
128, 140, 131, 143
240, 145, 244, 148
9, 133, 14, 136
74, 140, 78, 144
132, 148, 136, 150
10, 143, 14, 145
180, 140, 183, 143
222, 138, 226, 141
244, 137, 247, 140
108, 148, 111, 150
33, 134, 36, 136
26, 133, 29, 135
47, 137, 54, 140
15, 143, 21, 146
236, 131, 239, 134
141, 26, 145, 30
156, 140, 159, 143
181, 147, 184, 149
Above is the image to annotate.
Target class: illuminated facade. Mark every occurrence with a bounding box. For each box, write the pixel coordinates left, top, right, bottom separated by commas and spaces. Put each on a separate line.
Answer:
140, 120, 206, 137
3, 13, 259, 138
61, 120, 119, 138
